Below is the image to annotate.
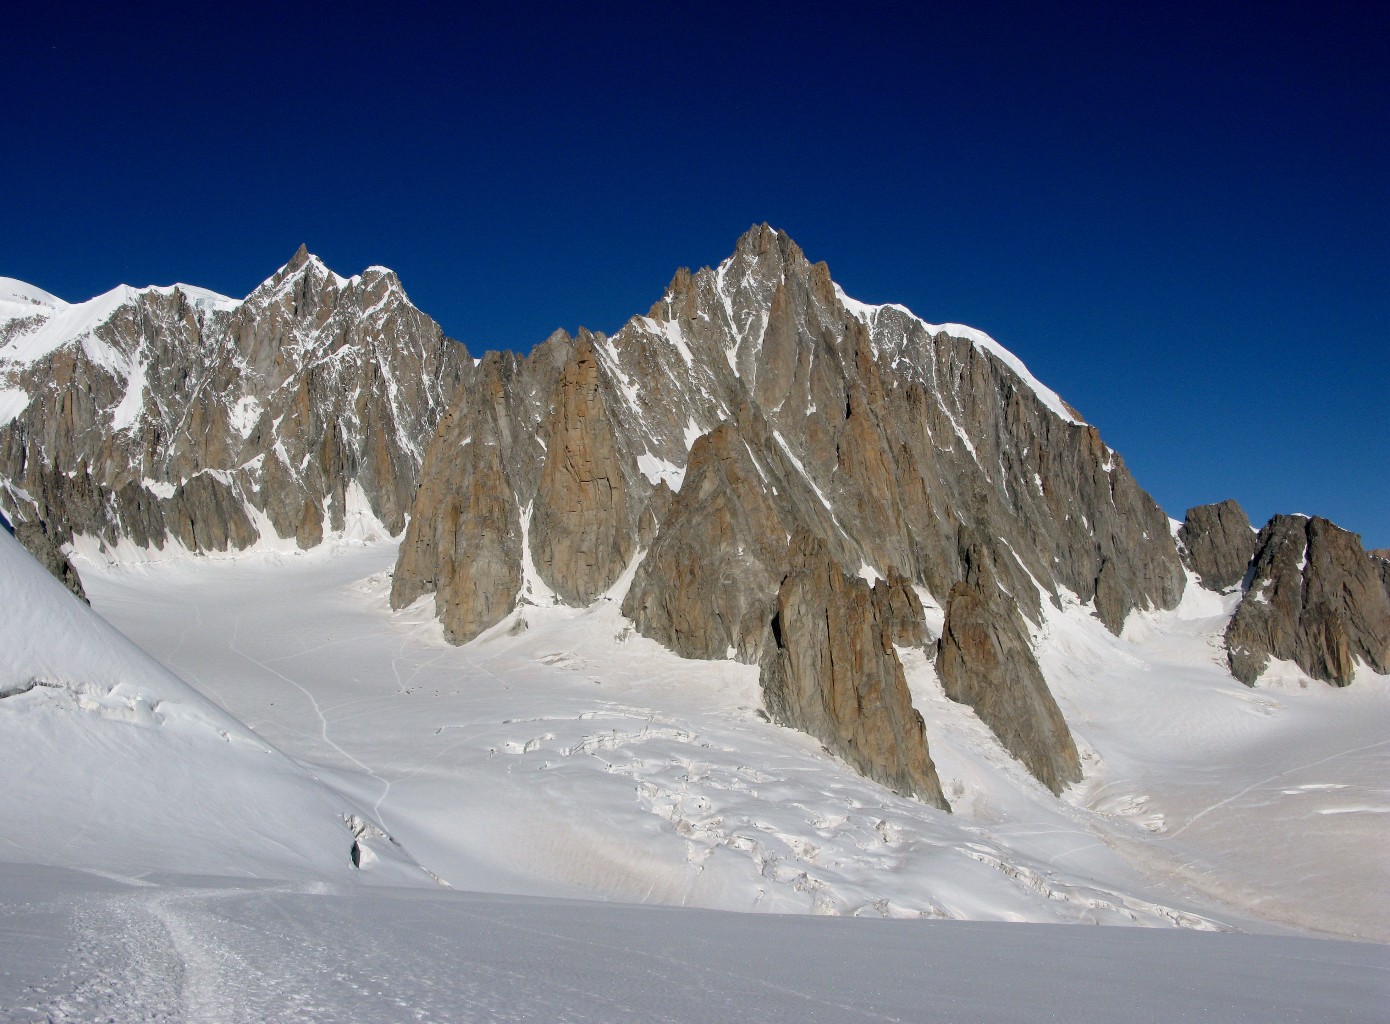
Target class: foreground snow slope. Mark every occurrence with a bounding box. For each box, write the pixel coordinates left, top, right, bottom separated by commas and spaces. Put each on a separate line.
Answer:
0, 528, 424, 885
2, 864, 1384, 1024
80, 540, 1389, 939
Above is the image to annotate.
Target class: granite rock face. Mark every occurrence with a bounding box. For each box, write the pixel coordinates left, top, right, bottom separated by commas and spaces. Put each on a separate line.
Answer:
1226, 515, 1390, 686
0, 248, 466, 560
394, 225, 1189, 796
5, 227, 1209, 804
389, 329, 657, 641
620, 410, 856, 663
760, 530, 949, 807
937, 536, 1082, 794
12, 517, 86, 601
529, 333, 641, 605
1180, 500, 1256, 592
391, 343, 553, 640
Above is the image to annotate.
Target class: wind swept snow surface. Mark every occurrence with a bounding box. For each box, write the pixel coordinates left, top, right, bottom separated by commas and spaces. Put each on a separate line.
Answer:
2, 865, 1385, 1024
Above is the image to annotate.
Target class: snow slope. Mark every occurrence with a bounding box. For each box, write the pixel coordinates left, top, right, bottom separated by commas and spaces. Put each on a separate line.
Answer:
2, 864, 1384, 1024
78, 541, 1390, 940
0, 536, 1385, 1020
0, 528, 425, 885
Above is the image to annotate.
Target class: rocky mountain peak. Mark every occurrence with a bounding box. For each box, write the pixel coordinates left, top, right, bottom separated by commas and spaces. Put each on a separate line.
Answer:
287, 242, 313, 269
733, 222, 805, 264
20, 226, 1381, 811
391, 227, 1195, 799
0, 249, 468, 568
1225, 514, 1390, 686
1179, 499, 1256, 592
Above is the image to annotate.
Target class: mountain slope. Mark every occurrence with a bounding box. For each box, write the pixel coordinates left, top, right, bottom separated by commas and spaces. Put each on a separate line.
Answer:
394, 225, 1185, 796
0, 527, 426, 884
7, 226, 1384, 820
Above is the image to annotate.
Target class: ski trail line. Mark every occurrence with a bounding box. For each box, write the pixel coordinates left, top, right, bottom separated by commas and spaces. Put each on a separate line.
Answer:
226, 612, 391, 815
1169, 738, 1390, 839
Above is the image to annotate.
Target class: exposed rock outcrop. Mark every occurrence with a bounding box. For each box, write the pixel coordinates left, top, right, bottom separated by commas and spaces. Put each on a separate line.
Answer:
871, 572, 929, 649
622, 422, 797, 662
1226, 515, 1390, 686
530, 333, 640, 604
4, 513, 86, 601
937, 537, 1082, 794
1180, 500, 1256, 591
391, 345, 555, 641
0, 248, 467, 557
5, 226, 1215, 805
389, 328, 656, 641
760, 530, 949, 808
395, 225, 1187, 795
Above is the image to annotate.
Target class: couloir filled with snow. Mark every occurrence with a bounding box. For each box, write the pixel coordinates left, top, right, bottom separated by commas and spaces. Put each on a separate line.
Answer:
1, 524, 1386, 1020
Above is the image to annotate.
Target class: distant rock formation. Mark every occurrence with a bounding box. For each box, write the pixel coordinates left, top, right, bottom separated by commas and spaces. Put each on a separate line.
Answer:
937, 535, 1081, 794
760, 530, 949, 808
46, 226, 1390, 802
399, 227, 1184, 663
390, 225, 1187, 797
530, 333, 641, 605
622, 421, 800, 663
0, 248, 467, 562
1226, 515, 1390, 686
0, 507, 85, 601
1179, 499, 1256, 592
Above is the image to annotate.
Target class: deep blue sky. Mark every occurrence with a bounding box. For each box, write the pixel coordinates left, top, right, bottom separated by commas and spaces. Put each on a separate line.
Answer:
6, 3, 1387, 546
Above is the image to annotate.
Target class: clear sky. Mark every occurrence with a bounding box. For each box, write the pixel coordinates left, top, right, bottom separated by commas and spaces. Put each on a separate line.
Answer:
6, 3, 1386, 547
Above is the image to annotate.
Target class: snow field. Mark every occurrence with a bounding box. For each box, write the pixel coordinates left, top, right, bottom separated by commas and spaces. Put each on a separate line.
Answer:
78, 540, 1387, 938
3, 863, 1385, 1024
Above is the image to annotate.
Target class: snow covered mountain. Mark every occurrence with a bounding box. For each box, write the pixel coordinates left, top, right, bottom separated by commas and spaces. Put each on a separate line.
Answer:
1, 227, 1386, 961
4, 227, 1386, 815
0, 247, 466, 580
390, 225, 1388, 805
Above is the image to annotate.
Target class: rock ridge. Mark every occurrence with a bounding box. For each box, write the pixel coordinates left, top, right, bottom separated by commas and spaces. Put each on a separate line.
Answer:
1226, 515, 1390, 686
0, 251, 468, 568
760, 529, 950, 808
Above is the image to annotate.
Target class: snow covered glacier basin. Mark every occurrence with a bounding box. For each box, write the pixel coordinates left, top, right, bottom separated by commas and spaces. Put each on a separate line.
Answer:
77, 537, 1390, 938
0, 533, 1384, 1019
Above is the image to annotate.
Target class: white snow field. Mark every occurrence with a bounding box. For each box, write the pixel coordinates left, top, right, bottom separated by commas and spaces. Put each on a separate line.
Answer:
2, 865, 1385, 1024
1, 528, 1387, 1020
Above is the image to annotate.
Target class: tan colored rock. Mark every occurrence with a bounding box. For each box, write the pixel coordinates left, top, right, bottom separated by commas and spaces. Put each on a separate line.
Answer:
530, 333, 636, 604
871, 571, 928, 648
937, 537, 1082, 794
760, 530, 949, 808
1227, 515, 1390, 686
391, 353, 533, 642
165, 474, 258, 552
622, 422, 793, 662
1180, 500, 1256, 591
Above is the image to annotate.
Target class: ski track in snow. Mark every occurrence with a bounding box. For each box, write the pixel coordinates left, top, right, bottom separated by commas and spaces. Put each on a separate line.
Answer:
13, 883, 915, 1024
7, 872, 1387, 1024
225, 608, 392, 817
1168, 738, 1390, 840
